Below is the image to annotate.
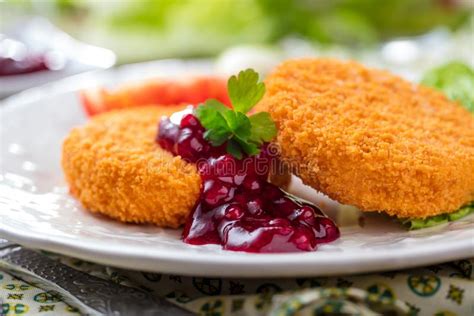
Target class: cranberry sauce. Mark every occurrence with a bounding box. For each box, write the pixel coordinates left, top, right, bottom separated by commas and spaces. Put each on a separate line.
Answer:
156, 111, 340, 253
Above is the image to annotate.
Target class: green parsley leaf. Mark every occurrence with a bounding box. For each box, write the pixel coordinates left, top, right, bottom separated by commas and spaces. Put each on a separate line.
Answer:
235, 135, 260, 156
228, 69, 266, 113
226, 140, 243, 159
196, 99, 229, 122
222, 111, 251, 140
194, 69, 277, 159
196, 99, 232, 146
249, 112, 277, 143
203, 127, 230, 146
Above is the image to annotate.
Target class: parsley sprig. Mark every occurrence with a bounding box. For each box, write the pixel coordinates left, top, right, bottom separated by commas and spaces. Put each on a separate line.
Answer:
195, 69, 277, 159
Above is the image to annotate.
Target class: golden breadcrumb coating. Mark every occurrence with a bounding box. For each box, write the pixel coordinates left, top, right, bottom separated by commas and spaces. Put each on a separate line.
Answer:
62, 105, 200, 228
257, 58, 474, 218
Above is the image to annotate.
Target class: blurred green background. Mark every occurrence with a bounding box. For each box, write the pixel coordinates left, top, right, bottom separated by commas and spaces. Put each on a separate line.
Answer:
3, 0, 472, 63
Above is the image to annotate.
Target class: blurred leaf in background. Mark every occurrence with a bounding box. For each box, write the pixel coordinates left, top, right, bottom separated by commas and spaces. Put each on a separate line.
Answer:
3, 0, 472, 63
258, 0, 470, 45
67, 0, 274, 62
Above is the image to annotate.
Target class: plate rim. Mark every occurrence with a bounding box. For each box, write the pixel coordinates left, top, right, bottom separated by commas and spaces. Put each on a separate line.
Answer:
1, 221, 473, 277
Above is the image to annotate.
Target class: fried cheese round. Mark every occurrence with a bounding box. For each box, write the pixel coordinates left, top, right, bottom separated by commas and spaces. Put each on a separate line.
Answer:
62, 105, 200, 228
257, 58, 474, 218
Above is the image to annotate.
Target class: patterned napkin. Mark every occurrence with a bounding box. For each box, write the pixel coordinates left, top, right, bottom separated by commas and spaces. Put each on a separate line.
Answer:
1, 253, 472, 316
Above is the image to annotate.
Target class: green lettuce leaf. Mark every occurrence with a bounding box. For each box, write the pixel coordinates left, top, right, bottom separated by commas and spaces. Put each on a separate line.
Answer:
421, 61, 474, 113
402, 203, 474, 230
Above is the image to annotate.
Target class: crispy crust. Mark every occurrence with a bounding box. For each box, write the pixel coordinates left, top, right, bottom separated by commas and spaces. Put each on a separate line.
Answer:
257, 58, 474, 218
62, 105, 200, 228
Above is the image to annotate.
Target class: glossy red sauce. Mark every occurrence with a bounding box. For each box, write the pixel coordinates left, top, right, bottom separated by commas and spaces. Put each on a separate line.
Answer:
157, 112, 340, 252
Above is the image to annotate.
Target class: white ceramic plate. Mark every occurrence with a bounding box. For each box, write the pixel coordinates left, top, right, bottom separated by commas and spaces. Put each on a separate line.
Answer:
1, 60, 473, 277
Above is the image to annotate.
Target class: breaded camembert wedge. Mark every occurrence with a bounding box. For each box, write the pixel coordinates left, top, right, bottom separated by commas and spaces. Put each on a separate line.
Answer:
257, 58, 474, 218
62, 106, 200, 228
